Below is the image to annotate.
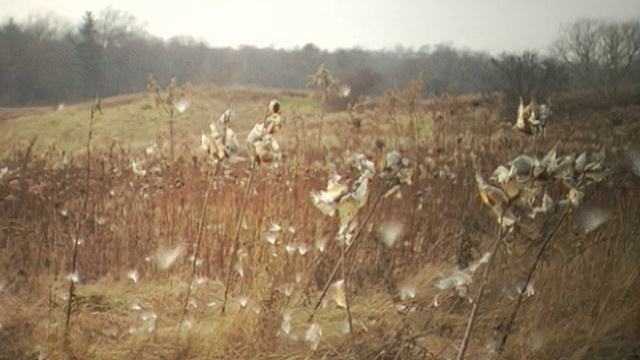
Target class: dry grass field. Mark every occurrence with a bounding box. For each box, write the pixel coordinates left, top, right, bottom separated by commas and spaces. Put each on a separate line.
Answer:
0, 83, 638, 360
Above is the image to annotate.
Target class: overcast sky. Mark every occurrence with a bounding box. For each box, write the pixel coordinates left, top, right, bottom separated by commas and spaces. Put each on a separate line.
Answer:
2, 0, 639, 54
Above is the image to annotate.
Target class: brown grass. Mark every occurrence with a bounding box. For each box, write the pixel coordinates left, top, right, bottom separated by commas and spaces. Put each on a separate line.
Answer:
0, 84, 638, 359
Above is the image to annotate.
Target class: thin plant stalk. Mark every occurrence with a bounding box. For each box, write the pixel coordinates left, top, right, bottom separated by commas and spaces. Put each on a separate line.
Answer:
316, 112, 325, 150
341, 238, 354, 340
168, 113, 175, 164
456, 214, 505, 360
496, 209, 570, 354
308, 189, 385, 323
221, 159, 258, 314
64, 110, 95, 348
178, 160, 222, 333
533, 131, 541, 156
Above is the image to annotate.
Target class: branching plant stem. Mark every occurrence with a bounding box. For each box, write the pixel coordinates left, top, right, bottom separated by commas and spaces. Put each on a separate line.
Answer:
308, 188, 385, 323
496, 209, 570, 354
221, 159, 258, 314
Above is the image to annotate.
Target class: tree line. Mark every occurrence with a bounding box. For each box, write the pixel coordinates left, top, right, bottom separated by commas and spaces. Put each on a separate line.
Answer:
0, 8, 638, 106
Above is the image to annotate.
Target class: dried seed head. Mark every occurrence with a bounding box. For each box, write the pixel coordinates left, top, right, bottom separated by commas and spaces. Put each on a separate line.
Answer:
379, 220, 404, 247
174, 98, 191, 114
279, 311, 292, 335
575, 206, 611, 233
340, 84, 351, 98
264, 233, 278, 245
66, 271, 80, 283
305, 323, 322, 350
330, 279, 347, 308
297, 243, 309, 255
149, 245, 184, 271
268, 222, 282, 232
127, 269, 139, 283
399, 285, 416, 300
236, 296, 249, 308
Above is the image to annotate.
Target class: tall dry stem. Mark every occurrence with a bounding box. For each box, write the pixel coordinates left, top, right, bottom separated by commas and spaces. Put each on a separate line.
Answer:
456, 215, 504, 360
178, 160, 222, 333
64, 107, 96, 350
316, 111, 325, 150
221, 160, 258, 314
496, 209, 570, 354
308, 189, 385, 323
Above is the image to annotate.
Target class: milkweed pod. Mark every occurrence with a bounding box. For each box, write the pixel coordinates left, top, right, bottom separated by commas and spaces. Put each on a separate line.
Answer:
268, 99, 281, 115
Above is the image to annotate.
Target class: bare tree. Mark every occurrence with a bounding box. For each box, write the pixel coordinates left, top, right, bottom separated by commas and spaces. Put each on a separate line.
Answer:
490, 51, 567, 102
25, 12, 72, 42
553, 19, 640, 100
95, 6, 146, 49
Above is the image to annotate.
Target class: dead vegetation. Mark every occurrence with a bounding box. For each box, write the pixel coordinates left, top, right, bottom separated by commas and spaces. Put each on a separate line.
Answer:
0, 81, 638, 360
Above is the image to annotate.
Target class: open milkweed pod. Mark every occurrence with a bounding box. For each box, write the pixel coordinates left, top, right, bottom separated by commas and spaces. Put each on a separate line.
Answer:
534, 145, 558, 178
517, 180, 544, 216
337, 194, 360, 231
527, 107, 541, 128
351, 174, 370, 208
310, 192, 338, 217
532, 192, 556, 216
553, 154, 576, 178
310, 173, 349, 217
203, 108, 243, 162
514, 96, 531, 134
330, 280, 347, 308
503, 171, 521, 200
265, 113, 282, 135
218, 108, 232, 124
252, 136, 281, 163
490, 165, 511, 183
207, 135, 227, 160
379, 151, 412, 193
226, 128, 240, 153
568, 188, 584, 207
494, 164, 520, 200
268, 99, 281, 115
581, 166, 609, 183
347, 152, 376, 175
245, 101, 283, 163
476, 173, 509, 208
573, 151, 588, 173
507, 155, 536, 176
201, 132, 214, 153
381, 151, 405, 172
209, 121, 222, 138
246, 127, 275, 163
539, 103, 552, 122
491, 205, 518, 228
323, 176, 349, 203
246, 122, 266, 148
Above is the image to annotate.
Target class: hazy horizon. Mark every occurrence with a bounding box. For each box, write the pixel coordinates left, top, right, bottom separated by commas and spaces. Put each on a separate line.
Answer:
2, 0, 640, 54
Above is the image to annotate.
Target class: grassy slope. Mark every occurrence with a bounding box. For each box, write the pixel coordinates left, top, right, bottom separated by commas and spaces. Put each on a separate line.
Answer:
0, 86, 321, 157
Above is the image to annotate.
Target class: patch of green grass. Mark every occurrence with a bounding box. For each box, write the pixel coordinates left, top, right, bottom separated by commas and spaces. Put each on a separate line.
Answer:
280, 95, 321, 110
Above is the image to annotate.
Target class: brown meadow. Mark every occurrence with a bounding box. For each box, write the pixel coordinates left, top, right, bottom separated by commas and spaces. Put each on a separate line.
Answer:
0, 83, 638, 359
